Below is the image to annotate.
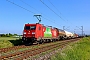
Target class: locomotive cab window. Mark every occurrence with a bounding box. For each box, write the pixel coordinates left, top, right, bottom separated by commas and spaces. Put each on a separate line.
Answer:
24, 26, 36, 30
30, 26, 36, 30
24, 26, 30, 30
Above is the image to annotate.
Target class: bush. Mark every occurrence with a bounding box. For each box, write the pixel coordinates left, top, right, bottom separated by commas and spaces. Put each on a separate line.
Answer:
0, 40, 13, 48
9, 39, 22, 46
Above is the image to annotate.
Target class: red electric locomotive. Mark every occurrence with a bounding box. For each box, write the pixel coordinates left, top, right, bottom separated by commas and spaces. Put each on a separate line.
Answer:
22, 23, 59, 44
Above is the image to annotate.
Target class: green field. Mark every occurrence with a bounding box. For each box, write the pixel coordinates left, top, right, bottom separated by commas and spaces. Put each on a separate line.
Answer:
50, 37, 90, 60
0, 37, 22, 48
0, 37, 19, 40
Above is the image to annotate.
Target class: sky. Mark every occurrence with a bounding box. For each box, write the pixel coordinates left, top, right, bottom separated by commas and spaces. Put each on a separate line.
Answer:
0, 0, 90, 35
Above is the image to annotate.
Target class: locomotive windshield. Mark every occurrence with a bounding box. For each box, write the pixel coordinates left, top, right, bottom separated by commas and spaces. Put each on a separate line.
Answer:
24, 26, 36, 30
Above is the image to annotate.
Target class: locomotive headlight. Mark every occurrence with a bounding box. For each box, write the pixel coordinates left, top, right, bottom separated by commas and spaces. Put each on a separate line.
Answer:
32, 32, 35, 34
23, 32, 26, 34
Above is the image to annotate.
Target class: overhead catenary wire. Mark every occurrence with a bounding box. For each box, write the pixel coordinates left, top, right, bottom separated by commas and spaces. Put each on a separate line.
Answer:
41, 15, 63, 28
48, 0, 78, 30
6, 0, 35, 14
20, 0, 42, 14
48, 0, 68, 21
20, 0, 62, 27
6, 0, 62, 28
48, 0, 75, 30
40, 0, 66, 21
48, 0, 62, 14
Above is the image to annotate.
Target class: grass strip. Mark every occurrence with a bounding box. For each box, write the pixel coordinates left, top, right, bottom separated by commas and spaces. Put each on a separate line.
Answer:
51, 37, 90, 60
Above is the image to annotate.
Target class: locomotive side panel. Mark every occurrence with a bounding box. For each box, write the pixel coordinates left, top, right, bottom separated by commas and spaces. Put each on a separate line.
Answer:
52, 28, 59, 39
43, 27, 52, 38
35, 24, 43, 40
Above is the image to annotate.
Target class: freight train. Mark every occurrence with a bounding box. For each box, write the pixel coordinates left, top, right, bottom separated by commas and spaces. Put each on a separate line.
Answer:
22, 23, 78, 44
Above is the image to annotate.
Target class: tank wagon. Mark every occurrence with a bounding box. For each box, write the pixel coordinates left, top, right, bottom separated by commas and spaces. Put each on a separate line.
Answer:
22, 23, 78, 44
58, 29, 66, 40
64, 30, 74, 39
73, 33, 79, 38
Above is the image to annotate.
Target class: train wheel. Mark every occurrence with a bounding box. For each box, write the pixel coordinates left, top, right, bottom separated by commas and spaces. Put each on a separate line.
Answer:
39, 40, 43, 44
50, 39, 53, 42
35, 41, 39, 45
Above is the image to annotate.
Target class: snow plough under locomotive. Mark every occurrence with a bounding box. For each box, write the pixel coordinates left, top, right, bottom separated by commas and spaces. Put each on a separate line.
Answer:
22, 23, 78, 44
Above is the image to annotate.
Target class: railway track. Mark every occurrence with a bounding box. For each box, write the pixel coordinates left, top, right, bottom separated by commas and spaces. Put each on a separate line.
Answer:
0, 45, 29, 53
0, 38, 81, 60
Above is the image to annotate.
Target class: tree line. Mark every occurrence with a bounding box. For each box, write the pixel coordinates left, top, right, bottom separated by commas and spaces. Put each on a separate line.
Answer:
0, 33, 18, 37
